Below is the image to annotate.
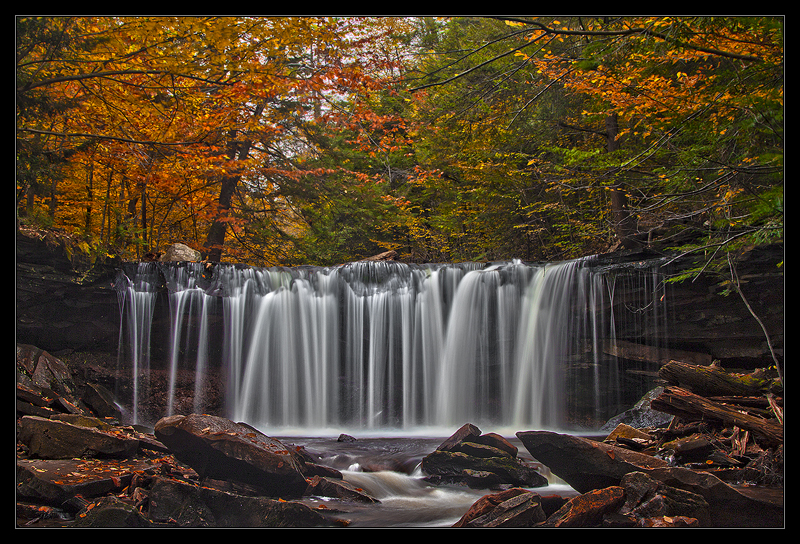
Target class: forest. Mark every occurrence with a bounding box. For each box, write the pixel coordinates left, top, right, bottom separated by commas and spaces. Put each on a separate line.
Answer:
16, 16, 784, 276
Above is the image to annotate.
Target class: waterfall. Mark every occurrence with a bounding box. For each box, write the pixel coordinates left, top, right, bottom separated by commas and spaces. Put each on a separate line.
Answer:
115, 262, 159, 425
115, 256, 669, 433
160, 263, 216, 416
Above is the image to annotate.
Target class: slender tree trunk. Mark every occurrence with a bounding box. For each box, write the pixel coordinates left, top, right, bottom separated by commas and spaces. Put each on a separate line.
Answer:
48, 179, 58, 220
100, 167, 112, 244
605, 113, 640, 249
84, 161, 94, 237
202, 139, 253, 262
202, 102, 265, 262
140, 181, 147, 256
26, 185, 35, 217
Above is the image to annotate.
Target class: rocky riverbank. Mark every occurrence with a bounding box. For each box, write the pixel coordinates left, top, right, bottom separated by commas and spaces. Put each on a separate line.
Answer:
17, 344, 783, 528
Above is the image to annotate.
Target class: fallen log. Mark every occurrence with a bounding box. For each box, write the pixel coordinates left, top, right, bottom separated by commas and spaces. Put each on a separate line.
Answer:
706, 396, 779, 408
650, 387, 783, 446
604, 340, 712, 366
705, 396, 783, 420
658, 361, 781, 398
361, 249, 398, 261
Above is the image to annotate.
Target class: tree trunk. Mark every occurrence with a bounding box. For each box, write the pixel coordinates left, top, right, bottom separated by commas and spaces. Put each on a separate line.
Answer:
603, 339, 712, 366
84, 160, 94, 237
202, 139, 252, 262
202, 102, 266, 262
658, 360, 781, 398
605, 113, 640, 249
140, 181, 147, 255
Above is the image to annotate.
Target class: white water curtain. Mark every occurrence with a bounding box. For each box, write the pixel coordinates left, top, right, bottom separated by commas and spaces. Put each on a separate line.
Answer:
117, 257, 666, 433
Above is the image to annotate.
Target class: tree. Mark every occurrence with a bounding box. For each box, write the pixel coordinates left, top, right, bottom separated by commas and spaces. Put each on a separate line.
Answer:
401, 17, 577, 262
16, 16, 415, 265
512, 16, 784, 259
17, 16, 241, 256
400, 16, 783, 264
18, 17, 782, 269
197, 17, 417, 265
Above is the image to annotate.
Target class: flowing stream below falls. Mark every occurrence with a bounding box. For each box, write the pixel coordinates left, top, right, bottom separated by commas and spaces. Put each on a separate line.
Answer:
283, 434, 579, 528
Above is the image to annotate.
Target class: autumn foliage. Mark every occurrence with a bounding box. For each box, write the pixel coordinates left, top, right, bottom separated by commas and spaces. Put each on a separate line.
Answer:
17, 17, 783, 269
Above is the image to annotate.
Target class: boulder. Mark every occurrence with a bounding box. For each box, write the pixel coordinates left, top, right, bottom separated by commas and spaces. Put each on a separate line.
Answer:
455, 488, 547, 528
422, 424, 548, 489
17, 382, 62, 419
456, 441, 513, 459
601, 386, 674, 432
619, 471, 711, 527
81, 383, 122, 421
48, 413, 115, 430
436, 422, 482, 452
453, 488, 530, 526
603, 423, 658, 452
304, 475, 380, 504
147, 476, 331, 527
16, 345, 127, 424
422, 450, 546, 489
160, 243, 200, 262
72, 496, 152, 528
541, 486, 626, 528
302, 462, 343, 479
516, 430, 668, 493
16, 457, 158, 507
453, 489, 568, 527
642, 466, 783, 527
153, 414, 309, 498
17, 344, 78, 402
473, 432, 518, 457
361, 249, 398, 261
18, 415, 140, 459
455, 470, 716, 528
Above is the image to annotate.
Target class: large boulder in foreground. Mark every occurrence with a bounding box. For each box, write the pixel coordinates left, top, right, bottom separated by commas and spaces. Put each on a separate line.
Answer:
516, 430, 783, 527
147, 475, 331, 527
153, 414, 309, 498
17, 457, 158, 507
18, 415, 140, 459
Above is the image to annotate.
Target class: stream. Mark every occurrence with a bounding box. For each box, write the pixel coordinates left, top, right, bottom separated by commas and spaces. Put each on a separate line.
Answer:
283, 434, 580, 528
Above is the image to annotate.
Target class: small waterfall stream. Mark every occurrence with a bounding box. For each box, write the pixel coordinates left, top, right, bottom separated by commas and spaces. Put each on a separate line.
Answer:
115, 255, 670, 434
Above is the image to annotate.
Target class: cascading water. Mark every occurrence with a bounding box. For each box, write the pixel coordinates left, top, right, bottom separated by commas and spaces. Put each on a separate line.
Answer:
115, 262, 159, 424
115, 255, 670, 433
160, 264, 216, 416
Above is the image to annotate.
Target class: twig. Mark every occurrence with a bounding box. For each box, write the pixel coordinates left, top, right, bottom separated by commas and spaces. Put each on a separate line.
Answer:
726, 253, 782, 387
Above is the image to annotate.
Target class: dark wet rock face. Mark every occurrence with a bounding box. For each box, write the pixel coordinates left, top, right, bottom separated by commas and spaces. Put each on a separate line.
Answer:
153, 414, 310, 498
